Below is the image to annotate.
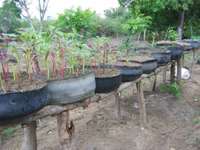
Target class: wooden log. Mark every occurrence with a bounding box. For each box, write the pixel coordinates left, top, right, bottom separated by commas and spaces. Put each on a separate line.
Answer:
177, 57, 182, 84
136, 81, 147, 127
114, 90, 121, 120
21, 121, 37, 150
57, 111, 74, 150
170, 61, 176, 83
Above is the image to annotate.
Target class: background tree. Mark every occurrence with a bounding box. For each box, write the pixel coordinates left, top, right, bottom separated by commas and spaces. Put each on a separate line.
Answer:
118, 0, 195, 40
0, 0, 21, 33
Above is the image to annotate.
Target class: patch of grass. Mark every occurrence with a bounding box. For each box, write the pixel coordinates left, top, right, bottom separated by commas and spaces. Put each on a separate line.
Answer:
2, 126, 19, 139
159, 82, 182, 98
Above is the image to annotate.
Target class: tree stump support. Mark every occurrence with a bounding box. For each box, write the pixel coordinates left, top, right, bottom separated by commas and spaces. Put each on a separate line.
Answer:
177, 57, 182, 84
114, 90, 121, 120
170, 61, 176, 83
21, 121, 37, 150
136, 81, 147, 127
57, 111, 74, 150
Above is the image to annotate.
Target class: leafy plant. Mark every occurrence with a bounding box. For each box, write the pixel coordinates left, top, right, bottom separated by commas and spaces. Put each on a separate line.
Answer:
165, 27, 178, 40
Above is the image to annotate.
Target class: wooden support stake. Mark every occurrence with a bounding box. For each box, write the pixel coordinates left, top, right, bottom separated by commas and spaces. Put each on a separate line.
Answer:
163, 66, 167, 83
152, 72, 157, 91
21, 121, 37, 150
177, 57, 182, 84
190, 49, 196, 77
114, 90, 121, 120
136, 81, 147, 127
170, 61, 176, 83
57, 111, 74, 150
182, 53, 185, 66
0, 129, 2, 150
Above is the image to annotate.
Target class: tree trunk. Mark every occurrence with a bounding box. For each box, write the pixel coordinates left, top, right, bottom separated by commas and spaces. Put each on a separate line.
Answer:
177, 11, 185, 40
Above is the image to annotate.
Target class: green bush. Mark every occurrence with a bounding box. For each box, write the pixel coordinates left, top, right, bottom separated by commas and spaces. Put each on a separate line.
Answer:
55, 8, 99, 37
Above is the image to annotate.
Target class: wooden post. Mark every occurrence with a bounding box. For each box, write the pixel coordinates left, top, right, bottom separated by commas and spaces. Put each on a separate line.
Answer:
182, 53, 185, 66
0, 129, 2, 150
163, 66, 167, 83
152, 72, 157, 91
114, 90, 121, 120
191, 49, 196, 77
21, 121, 37, 150
57, 111, 74, 150
136, 81, 147, 127
177, 57, 182, 84
170, 61, 176, 83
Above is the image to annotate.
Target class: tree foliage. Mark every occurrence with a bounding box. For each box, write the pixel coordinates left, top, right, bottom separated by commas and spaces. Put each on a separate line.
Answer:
0, 0, 21, 33
55, 8, 99, 37
118, 0, 198, 39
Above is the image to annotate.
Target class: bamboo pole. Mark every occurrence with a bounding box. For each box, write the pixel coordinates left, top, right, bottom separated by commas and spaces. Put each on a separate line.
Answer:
21, 121, 37, 150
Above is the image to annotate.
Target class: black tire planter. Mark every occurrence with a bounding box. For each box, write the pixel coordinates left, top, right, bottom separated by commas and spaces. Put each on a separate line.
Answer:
47, 73, 96, 105
130, 59, 158, 74
167, 47, 183, 60
0, 86, 48, 121
151, 51, 171, 66
115, 61, 143, 82
94, 66, 121, 93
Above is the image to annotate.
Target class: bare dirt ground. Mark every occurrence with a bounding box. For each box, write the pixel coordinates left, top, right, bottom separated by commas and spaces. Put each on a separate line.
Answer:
1, 64, 200, 150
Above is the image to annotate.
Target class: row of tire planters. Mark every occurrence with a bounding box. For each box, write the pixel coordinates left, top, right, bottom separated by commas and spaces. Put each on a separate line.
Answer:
127, 56, 158, 74
0, 83, 48, 121
182, 39, 200, 50
92, 65, 121, 93
115, 60, 143, 82
47, 72, 96, 105
166, 46, 183, 60
155, 44, 183, 61
135, 47, 171, 67
151, 51, 171, 66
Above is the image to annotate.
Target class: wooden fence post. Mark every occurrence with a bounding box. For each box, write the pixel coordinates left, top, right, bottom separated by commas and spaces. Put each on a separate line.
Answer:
21, 121, 37, 150
57, 111, 74, 150
136, 81, 147, 127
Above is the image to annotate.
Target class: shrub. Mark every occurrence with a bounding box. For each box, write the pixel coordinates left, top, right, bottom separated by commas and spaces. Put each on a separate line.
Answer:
55, 8, 99, 37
